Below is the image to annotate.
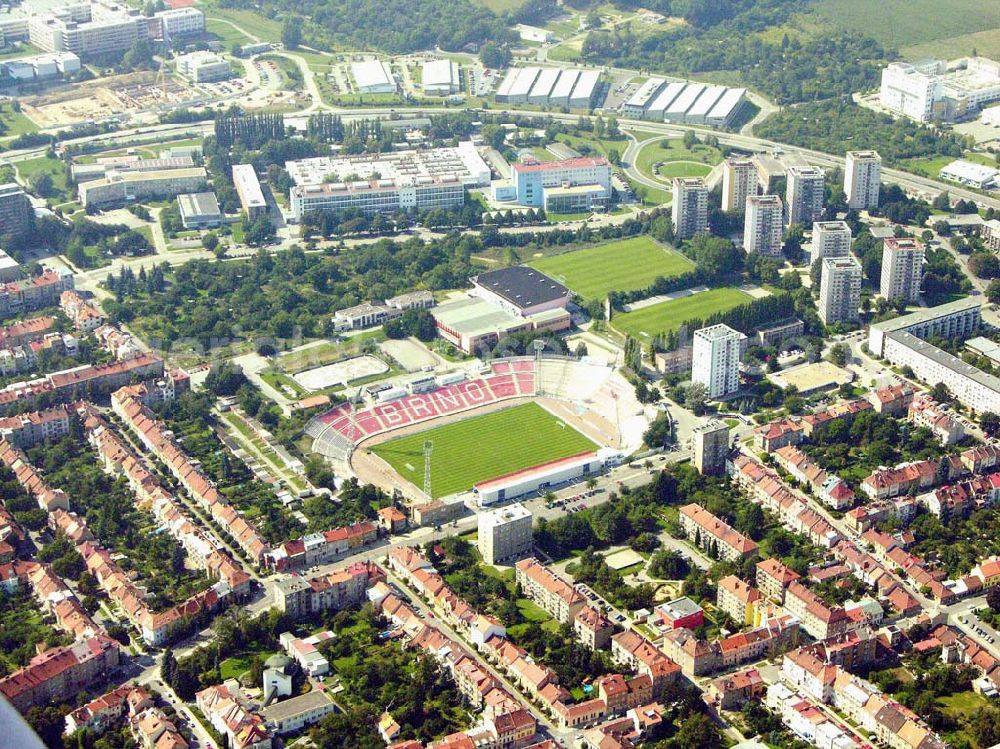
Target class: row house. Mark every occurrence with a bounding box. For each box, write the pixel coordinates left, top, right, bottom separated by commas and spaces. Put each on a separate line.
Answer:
0, 500, 24, 561
861, 459, 939, 500
83, 406, 250, 596
596, 673, 653, 716
731, 454, 842, 548
0, 269, 73, 318
14, 560, 100, 641
764, 683, 861, 749
960, 443, 1000, 474
264, 521, 378, 571
609, 630, 681, 691
0, 352, 164, 415
514, 558, 585, 624
678, 503, 758, 562
0, 315, 55, 349
0, 404, 73, 448
918, 471, 1000, 519
800, 398, 872, 439
196, 682, 273, 749
64, 684, 152, 736
716, 575, 761, 625
94, 324, 144, 361
909, 396, 965, 446
869, 383, 916, 416
0, 438, 70, 511
112, 389, 270, 564
774, 445, 855, 509
843, 495, 919, 534
661, 616, 800, 678
783, 582, 851, 640
753, 417, 805, 453
273, 561, 384, 617
0, 635, 120, 712
59, 289, 106, 332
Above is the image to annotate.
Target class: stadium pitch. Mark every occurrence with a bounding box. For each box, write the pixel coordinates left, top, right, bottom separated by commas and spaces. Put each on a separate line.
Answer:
370, 402, 597, 498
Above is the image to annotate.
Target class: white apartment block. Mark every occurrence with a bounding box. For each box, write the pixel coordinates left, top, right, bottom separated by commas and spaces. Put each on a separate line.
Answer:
880, 237, 924, 303
844, 151, 881, 211
880, 58, 1000, 122
744, 194, 783, 256
671, 177, 708, 240
810, 221, 852, 264
176, 50, 230, 83
478, 503, 533, 565
233, 164, 267, 221
883, 331, 1000, 415
785, 166, 824, 226
867, 297, 981, 357
819, 256, 862, 326
692, 420, 729, 475
721, 158, 757, 213
692, 324, 745, 399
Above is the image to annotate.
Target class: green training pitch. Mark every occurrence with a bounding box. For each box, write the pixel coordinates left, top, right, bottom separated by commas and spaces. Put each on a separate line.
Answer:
611, 287, 751, 339
528, 237, 695, 300
370, 402, 598, 498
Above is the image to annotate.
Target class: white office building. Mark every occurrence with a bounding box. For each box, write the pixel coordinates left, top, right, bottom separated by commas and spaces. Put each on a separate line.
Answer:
692, 324, 745, 399
939, 159, 998, 189
478, 503, 533, 565
744, 194, 783, 257
844, 151, 881, 211
785, 166, 824, 227
671, 177, 708, 240
879, 57, 1000, 122
819, 256, 862, 326
28, 3, 151, 59
288, 142, 490, 220
811, 221, 852, 264
233, 164, 267, 221
175, 50, 230, 83
880, 237, 924, 303
722, 157, 757, 213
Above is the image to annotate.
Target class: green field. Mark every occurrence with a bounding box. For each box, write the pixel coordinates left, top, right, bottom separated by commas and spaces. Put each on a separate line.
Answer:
371, 402, 597, 498
901, 152, 999, 180
804, 0, 998, 51
528, 236, 695, 300
634, 138, 722, 185
610, 287, 752, 338
203, 7, 282, 43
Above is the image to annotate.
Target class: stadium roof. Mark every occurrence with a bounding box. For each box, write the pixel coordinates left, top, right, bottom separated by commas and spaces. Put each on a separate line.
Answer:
472, 266, 569, 310
432, 297, 524, 336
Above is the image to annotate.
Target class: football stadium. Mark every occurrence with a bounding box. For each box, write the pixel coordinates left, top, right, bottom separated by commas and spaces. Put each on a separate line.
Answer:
304, 356, 648, 504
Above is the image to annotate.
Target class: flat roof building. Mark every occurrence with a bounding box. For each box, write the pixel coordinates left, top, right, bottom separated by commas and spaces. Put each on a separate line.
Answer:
422, 59, 460, 95
819, 256, 862, 326
722, 158, 757, 213
693, 420, 729, 475
622, 77, 665, 118
569, 69, 600, 109
786, 166, 824, 227
845, 151, 881, 211
744, 194, 783, 257
811, 221, 852, 264
175, 50, 230, 83
692, 324, 745, 399
232, 163, 267, 221
351, 59, 396, 94
939, 159, 998, 189
177, 192, 222, 230
78, 167, 207, 208
868, 297, 981, 356
672, 177, 708, 240
880, 57, 1000, 122
471, 266, 570, 318
880, 236, 924, 304
478, 502, 533, 565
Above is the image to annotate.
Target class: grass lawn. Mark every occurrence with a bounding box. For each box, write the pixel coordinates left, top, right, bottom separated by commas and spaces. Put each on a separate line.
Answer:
470, 0, 528, 12
205, 17, 254, 46
219, 651, 275, 680
528, 236, 694, 300
203, 7, 282, 43
901, 152, 999, 180
547, 42, 583, 63
634, 138, 722, 185
370, 402, 597, 498
0, 104, 37, 138
902, 29, 1000, 61
610, 287, 752, 338
17, 156, 72, 202
555, 132, 630, 161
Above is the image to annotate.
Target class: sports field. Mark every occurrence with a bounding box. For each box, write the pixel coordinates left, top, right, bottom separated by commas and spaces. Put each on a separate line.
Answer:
610, 287, 751, 338
528, 237, 695, 300
370, 402, 598, 498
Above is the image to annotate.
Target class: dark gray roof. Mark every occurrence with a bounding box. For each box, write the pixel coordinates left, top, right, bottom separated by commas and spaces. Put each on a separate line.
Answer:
473, 267, 568, 310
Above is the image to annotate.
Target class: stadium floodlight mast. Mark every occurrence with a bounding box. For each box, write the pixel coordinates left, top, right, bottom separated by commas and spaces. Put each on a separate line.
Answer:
423, 439, 434, 500
533, 339, 546, 396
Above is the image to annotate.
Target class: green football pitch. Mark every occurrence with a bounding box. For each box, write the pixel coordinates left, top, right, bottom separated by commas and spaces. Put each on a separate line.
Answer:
370, 402, 598, 498
610, 287, 752, 339
528, 236, 695, 300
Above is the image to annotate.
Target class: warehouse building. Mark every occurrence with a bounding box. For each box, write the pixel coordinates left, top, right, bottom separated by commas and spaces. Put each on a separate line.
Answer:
622, 77, 666, 118
351, 59, 396, 94
548, 69, 579, 107
528, 67, 560, 104
645, 81, 685, 121
421, 59, 460, 95
177, 192, 223, 229
494, 66, 601, 109
684, 85, 726, 124
939, 159, 998, 189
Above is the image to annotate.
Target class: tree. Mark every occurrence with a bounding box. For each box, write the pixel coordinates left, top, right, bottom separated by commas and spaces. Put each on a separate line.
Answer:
682, 130, 698, 149
828, 343, 849, 367
121, 38, 155, 71
28, 172, 54, 198
202, 232, 219, 251
988, 585, 1000, 614
281, 16, 303, 48
930, 382, 953, 404
671, 713, 722, 749
987, 279, 1000, 304
933, 191, 951, 211
479, 42, 511, 69
982, 412, 1000, 438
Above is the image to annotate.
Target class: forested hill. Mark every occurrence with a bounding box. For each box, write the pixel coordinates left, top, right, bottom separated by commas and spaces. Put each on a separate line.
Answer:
219, 0, 515, 53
